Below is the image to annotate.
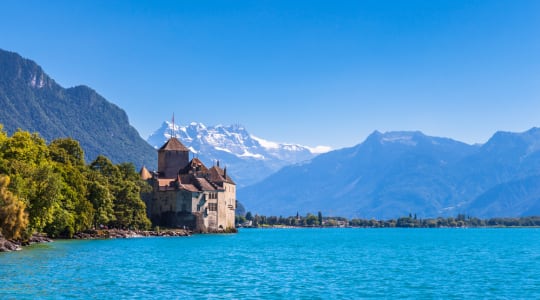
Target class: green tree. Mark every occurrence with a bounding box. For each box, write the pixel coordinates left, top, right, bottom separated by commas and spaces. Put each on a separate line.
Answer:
0, 175, 29, 240
318, 211, 323, 226
90, 158, 150, 230
305, 213, 318, 226
235, 215, 247, 225
49, 138, 94, 234
26, 163, 63, 233
112, 180, 151, 229
49, 138, 85, 167
0, 131, 61, 233
86, 171, 115, 227
0, 127, 152, 237
0, 125, 7, 172
1, 130, 49, 168
253, 214, 260, 227
90, 155, 121, 184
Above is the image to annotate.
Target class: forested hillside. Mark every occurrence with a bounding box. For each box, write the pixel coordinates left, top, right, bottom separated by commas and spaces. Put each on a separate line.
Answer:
0, 49, 156, 168
240, 129, 540, 218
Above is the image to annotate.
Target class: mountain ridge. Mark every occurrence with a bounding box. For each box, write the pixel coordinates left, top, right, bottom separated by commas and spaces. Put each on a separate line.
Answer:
3, 49, 539, 218
239, 128, 540, 218
0, 49, 156, 167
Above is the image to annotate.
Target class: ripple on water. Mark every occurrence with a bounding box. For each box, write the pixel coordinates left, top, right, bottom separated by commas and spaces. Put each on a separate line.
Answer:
1, 228, 540, 298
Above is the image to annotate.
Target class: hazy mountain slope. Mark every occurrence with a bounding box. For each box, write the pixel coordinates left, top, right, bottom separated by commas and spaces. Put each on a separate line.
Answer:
449, 128, 540, 202
0, 49, 156, 167
465, 176, 540, 218
240, 128, 540, 218
239, 131, 477, 218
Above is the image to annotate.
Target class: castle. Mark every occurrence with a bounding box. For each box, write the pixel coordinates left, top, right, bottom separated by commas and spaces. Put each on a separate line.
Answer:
140, 137, 236, 232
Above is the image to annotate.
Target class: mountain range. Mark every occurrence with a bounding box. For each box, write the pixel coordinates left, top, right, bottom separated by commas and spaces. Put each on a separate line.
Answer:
239, 128, 540, 219
147, 121, 330, 187
3, 48, 540, 219
0, 49, 156, 167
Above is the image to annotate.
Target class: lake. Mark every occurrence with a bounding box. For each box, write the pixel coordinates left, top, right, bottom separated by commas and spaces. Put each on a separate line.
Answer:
1, 228, 540, 299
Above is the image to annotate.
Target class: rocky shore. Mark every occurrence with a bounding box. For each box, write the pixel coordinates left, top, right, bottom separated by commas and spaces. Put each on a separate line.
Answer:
0, 233, 53, 252
72, 228, 192, 239
0, 229, 191, 252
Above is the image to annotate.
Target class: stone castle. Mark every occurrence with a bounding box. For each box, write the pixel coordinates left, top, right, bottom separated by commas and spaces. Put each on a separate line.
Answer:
140, 137, 236, 232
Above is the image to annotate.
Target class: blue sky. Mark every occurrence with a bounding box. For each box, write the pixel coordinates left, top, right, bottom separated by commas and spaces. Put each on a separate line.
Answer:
1, 1, 539, 149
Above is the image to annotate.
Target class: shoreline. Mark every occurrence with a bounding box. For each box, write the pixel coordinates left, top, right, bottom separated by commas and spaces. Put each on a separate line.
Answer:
0, 229, 192, 252
72, 228, 192, 239
239, 225, 540, 229
0, 233, 53, 252
5, 225, 537, 252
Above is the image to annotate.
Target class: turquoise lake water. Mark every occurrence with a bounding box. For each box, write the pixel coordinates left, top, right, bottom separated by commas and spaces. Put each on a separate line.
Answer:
1, 228, 540, 299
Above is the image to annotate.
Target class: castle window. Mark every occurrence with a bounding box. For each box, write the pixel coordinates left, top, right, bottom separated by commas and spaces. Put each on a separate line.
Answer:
209, 203, 217, 211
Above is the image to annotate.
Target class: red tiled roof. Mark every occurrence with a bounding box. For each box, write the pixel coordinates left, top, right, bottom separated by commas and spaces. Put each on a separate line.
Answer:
158, 137, 189, 151
194, 177, 217, 191
179, 158, 209, 174
208, 165, 236, 185
180, 184, 199, 192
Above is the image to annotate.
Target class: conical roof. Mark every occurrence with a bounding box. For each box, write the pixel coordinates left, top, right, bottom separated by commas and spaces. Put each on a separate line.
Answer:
158, 137, 189, 151
139, 166, 152, 180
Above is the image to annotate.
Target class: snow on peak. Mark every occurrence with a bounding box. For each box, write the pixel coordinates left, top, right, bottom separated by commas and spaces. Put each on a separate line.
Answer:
238, 150, 265, 159
146, 120, 335, 187
307, 145, 333, 154
376, 131, 422, 146
189, 121, 207, 130
251, 135, 280, 149
251, 135, 331, 154
147, 121, 330, 164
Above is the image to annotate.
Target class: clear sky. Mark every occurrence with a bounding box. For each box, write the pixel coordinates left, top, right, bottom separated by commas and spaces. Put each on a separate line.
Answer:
1, 0, 539, 149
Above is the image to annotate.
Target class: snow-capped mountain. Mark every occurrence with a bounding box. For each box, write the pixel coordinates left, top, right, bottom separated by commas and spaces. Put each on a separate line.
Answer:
147, 121, 331, 187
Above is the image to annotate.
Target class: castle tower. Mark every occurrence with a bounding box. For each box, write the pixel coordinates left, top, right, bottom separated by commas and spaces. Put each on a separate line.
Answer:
158, 137, 190, 178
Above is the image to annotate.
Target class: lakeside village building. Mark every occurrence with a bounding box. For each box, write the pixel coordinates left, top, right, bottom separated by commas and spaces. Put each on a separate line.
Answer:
139, 137, 236, 232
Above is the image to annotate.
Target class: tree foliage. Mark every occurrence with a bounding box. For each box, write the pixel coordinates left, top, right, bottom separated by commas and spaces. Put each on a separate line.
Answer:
0, 175, 29, 240
0, 126, 151, 240
237, 212, 540, 228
